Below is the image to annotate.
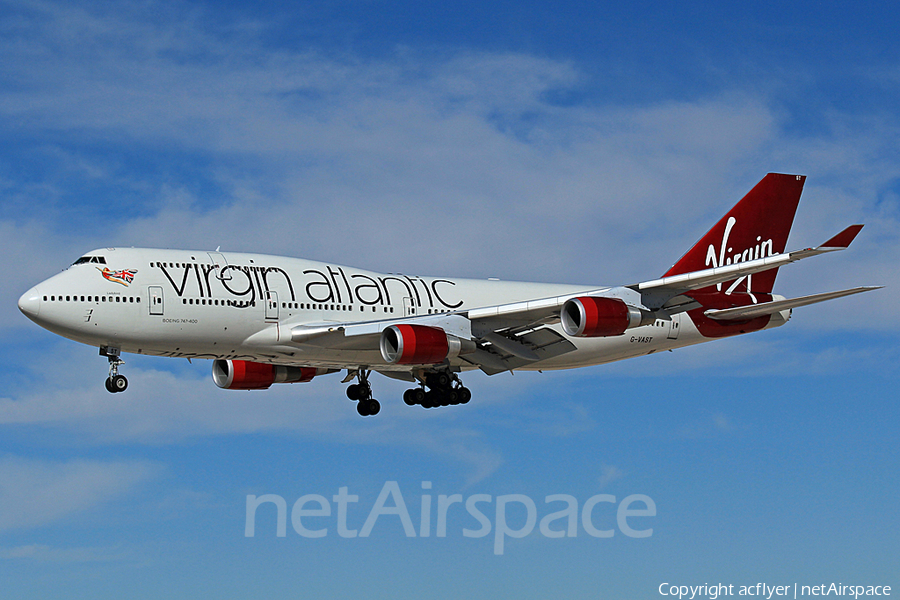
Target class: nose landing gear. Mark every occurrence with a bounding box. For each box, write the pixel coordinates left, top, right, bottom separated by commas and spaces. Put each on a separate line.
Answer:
100, 346, 128, 393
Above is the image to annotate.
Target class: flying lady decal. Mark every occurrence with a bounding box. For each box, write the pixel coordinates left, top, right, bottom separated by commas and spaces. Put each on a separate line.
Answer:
98, 267, 138, 286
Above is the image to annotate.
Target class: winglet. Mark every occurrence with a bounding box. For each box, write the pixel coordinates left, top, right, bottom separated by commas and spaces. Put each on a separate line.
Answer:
822, 224, 864, 249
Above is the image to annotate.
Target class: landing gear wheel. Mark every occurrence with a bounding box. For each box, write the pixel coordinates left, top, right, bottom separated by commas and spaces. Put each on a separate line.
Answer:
111, 374, 128, 393
413, 371, 472, 409
357, 399, 380, 416
428, 372, 450, 388
347, 380, 371, 402
404, 388, 427, 406
105, 374, 128, 393
403, 389, 417, 406
458, 387, 472, 404
349, 369, 379, 416
101, 347, 127, 393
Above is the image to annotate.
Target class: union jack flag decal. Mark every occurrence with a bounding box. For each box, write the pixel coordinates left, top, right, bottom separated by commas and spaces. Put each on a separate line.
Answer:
97, 267, 138, 286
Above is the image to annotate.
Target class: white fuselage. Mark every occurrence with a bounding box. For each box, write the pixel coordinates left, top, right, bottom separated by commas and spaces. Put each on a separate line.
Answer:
17, 247, 787, 374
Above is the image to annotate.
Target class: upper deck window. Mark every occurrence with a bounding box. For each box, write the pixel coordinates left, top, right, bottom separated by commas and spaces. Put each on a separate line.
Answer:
72, 256, 107, 265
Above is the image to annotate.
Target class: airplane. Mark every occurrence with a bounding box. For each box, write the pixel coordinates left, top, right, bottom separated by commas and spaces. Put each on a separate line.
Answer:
17, 173, 880, 417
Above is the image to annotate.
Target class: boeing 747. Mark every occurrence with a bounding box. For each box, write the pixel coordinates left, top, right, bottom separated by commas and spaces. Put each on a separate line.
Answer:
18, 174, 879, 416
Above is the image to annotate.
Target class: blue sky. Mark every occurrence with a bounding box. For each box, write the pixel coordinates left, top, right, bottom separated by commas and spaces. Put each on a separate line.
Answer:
1, 0, 898, 598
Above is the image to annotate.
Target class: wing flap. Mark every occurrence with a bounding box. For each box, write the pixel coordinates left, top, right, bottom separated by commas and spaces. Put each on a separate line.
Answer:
464, 328, 577, 375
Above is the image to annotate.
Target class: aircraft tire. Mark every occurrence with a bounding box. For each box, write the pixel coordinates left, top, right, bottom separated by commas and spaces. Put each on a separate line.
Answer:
367, 399, 380, 416
413, 388, 426, 404
111, 375, 128, 393
357, 401, 370, 416
459, 387, 472, 404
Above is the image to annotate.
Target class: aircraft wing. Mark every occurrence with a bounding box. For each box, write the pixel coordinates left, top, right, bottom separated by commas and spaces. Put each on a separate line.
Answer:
443, 223, 870, 329
284, 224, 870, 375
289, 308, 580, 375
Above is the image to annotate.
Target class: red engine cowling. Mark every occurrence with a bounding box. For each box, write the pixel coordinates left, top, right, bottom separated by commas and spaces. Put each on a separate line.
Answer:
212, 359, 321, 390
561, 297, 653, 337
380, 324, 474, 365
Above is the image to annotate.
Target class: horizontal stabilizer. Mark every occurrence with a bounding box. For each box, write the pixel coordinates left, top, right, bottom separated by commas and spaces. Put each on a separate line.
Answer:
635, 224, 866, 297
704, 286, 881, 321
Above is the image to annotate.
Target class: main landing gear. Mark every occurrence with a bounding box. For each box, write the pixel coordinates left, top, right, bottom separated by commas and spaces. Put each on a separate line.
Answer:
403, 371, 471, 409
346, 369, 380, 417
345, 368, 472, 416
100, 346, 128, 393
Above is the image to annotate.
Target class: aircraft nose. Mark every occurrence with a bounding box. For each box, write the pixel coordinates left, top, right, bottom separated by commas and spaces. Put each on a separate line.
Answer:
18, 287, 42, 320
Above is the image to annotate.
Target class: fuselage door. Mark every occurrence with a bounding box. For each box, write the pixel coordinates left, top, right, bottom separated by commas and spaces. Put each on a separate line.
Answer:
667, 313, 680, 340
208, 252, 231, 281
403, 296, 416, 317
149, 286, 164, 316
265, 291, 279, 321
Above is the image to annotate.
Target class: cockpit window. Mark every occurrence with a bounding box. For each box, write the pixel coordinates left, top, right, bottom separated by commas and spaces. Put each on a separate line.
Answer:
72, 256, 107, 265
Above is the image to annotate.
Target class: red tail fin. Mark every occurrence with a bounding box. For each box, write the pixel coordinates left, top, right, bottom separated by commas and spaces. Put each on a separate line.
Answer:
664, 173, 805, 295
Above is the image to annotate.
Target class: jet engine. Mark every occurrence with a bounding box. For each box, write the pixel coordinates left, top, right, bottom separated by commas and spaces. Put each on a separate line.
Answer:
380, 324, 476, 365
212, 359, 324, 390
561, 297, 654, 337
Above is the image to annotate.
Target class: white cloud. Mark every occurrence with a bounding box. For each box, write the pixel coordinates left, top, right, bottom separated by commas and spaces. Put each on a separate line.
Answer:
674, 412, 738, 440
0, 346, 516, 482
0, 1, 897, 479
0, 455, 160, 532
597, 464, 624, 489
2, 1, 895, 319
